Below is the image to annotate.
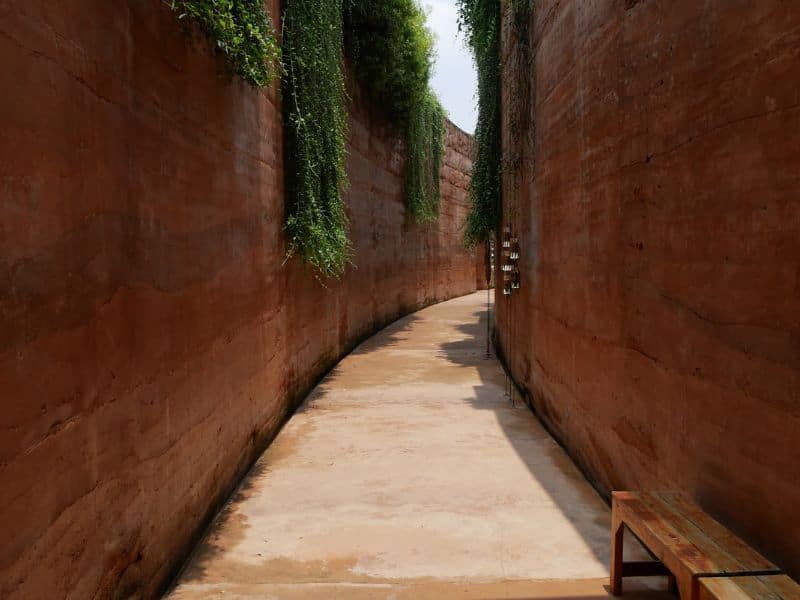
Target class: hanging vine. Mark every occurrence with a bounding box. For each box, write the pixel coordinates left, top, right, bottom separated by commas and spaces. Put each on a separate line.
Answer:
405, 91, 447, 222
168, 0, 280, 86
457, 0, 503, 246
345, 0, 447, 223
282, 0, 351, 278
282, 0, 447, 278
177, 0, 449, 276
505, 0, 533, 180
344, 0, 433, 127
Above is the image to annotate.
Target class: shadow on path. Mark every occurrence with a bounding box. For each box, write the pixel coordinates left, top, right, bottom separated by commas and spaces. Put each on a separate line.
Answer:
440, 306, 611, 569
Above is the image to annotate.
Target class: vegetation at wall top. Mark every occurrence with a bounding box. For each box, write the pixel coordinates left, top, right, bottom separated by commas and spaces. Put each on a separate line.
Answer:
405, 91, 447, 222
504, 0, 533, 207
172, 0, 448, 277
344, 0, 434, 127
457, 0, 502, 246
282, 0, 447, 278
168, 0, 280, 86
345, 0, 446, 224
282, 0, 351, 279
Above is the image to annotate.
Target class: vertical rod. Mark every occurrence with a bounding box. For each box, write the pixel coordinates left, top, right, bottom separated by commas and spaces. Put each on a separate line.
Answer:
506, 276, 510, 399
486, 285, 491, 357
509, 273, 514, 407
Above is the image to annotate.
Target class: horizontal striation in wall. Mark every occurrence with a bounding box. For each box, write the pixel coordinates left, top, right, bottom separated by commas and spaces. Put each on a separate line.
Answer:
496, 0, 800, 578
0, 1, 479, 598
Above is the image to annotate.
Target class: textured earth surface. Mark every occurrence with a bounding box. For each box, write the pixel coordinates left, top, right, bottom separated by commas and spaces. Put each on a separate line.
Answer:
168, 292, 668, 599
497, 0, 800, 576
0, 3, 481, 597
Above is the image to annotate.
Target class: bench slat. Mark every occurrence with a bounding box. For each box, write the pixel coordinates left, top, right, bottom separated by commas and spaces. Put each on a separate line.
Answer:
617, 491, 781, 577
640, 492, 767, 575
615, 492, 717, 575
700, 577, 779, 600
656, 492, 778, 573
700, 575, 800, 600
766, 575, 800, 599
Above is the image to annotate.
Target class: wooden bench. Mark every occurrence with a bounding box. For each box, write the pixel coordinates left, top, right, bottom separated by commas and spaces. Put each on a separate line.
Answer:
611, 491, 784, 600
700, 575, 800, 600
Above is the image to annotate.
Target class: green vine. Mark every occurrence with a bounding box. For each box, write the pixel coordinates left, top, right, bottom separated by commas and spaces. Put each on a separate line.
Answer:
503, 0, 533, 220
345, 0, 446, 223
344, 0, 433, 126
457, 0, 502, 247
282, 0, 447, 277
405, 91, 447, 222
171, 1, 451, 275
282, 0, 351, 279
168, 0, 280, 86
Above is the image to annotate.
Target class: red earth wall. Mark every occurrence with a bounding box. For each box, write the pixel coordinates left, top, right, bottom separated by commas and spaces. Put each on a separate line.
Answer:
497, 0, 800, 577
0, 2, 479, 597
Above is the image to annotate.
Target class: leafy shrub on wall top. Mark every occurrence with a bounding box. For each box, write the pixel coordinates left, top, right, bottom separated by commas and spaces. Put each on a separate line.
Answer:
345, 0, 447, 225
282, 0, 351, 279
344, 0, 433, 127
173, 0, 448, 277
405, 91, 446, 223
505, 0, 533, 178
281, 0, 446, 278
168, 0, 280, 86
457, 0, 502, 246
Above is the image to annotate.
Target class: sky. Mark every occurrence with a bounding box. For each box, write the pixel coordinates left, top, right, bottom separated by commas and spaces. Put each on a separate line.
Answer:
424, 0, 478, 133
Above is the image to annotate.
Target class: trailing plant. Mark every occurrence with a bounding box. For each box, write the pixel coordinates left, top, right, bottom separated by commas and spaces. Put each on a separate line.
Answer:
405, 91, 446, 222
282, 0, 351, 278
457, 0, 502, 246
168, 0, 280, 86
282, 0, 447, 277
345, 0, 446, 222
344, 0, 434, 127
505, 0, 533, 176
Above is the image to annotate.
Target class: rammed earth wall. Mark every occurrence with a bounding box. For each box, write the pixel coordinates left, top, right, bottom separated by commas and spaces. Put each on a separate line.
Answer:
0, 1, 479, 597
496, 0, 800, 578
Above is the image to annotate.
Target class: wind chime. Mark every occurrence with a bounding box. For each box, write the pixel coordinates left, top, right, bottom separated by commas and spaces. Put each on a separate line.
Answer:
500, 225, 521, 296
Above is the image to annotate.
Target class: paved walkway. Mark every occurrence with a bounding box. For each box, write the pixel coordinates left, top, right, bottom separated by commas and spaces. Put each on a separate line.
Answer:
168, 292, 668, 599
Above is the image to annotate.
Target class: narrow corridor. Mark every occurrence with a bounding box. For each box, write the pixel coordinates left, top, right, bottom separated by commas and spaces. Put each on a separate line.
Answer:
168, 292, 668, 599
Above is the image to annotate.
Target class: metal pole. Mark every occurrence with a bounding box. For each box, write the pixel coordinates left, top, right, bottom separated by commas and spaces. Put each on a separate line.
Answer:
486, 284, 491, 358
485, 240, 492, 358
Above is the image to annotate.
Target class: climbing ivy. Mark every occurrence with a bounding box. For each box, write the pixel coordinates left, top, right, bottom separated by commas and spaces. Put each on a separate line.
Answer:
171, 0, 447, 276
282, 0, 351, 279
344, 0, 433, 126
345, 0, 446, 223
168, 0, 280, 86
505, 0, 533, 178
457, 0, 502, 246
405, 91, 447, 223
283, 0, 447, 277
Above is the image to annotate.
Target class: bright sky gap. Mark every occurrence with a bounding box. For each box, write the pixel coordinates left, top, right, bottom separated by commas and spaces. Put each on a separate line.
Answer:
425, 0, 478, 133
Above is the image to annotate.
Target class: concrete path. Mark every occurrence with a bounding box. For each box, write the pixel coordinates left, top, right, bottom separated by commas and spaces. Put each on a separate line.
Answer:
168, 292, 669, 599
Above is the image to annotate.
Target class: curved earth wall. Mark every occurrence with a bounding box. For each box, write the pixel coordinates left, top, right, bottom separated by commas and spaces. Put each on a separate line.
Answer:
496, 0, 800, 577
0, 1, 480, 597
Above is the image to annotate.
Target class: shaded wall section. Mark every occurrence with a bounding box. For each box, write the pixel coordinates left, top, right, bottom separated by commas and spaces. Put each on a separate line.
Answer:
0, 1, 480, 598
496, 0, 800, 577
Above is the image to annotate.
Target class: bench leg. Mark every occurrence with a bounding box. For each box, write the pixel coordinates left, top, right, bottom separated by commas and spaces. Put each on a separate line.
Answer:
675, 571, 699, 600
610, 516, 624, 595
667, 573, 678, 594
